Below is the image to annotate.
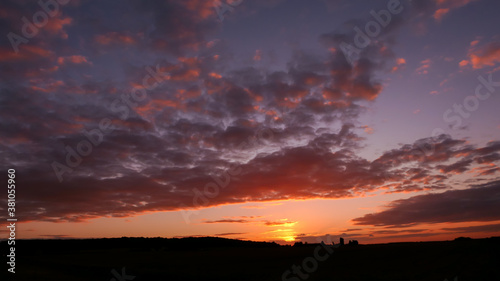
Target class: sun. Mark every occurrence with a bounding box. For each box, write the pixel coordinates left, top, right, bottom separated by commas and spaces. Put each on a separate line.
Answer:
282, 235, 296, 242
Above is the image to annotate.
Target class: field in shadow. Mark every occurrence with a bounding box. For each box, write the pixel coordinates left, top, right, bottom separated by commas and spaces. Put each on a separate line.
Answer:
1, 236, 499, 280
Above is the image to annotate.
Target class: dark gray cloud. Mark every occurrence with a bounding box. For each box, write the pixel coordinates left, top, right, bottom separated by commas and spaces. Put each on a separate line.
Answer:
0, 0, 499, 226
442, 223, 500, 233
353, 180, 500, 226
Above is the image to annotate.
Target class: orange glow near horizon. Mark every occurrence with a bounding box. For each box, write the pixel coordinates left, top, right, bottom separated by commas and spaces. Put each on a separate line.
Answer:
6, 195, 500, 245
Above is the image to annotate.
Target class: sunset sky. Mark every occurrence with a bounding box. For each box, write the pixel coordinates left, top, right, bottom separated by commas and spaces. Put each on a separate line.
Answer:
1, 0, 500, 245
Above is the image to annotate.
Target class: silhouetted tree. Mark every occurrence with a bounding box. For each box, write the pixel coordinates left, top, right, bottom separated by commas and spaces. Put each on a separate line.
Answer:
348, 240, 359, 246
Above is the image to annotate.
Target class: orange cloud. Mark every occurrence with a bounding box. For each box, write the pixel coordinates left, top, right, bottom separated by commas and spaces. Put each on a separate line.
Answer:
470, 40, 480, 47
459, 60, 469, 67
209, 72, 222, 79
460, 41, 500, 69
470, 44, 500, 69
361, 125, 374, 134
433, 8, 449, 21
171, 69, 200, 81
136, 99, 183, 120
45, 16, 72, 38
434, 0, 478, 21
415, 59, 431, 75
391, 58, 406, 73
0, 45, 53, 62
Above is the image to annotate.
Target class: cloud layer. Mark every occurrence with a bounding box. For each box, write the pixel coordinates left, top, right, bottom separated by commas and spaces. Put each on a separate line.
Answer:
0, 0, 499, 231
353, 180, 500, 226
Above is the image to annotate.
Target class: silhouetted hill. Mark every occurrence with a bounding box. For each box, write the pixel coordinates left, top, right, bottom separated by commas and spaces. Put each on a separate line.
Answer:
1, 236, 499, 281
1, 236, 279, 254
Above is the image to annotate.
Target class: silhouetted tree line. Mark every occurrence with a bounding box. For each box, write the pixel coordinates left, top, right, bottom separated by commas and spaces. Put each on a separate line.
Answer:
292, 237, 360, 247
0, 237, 280, 254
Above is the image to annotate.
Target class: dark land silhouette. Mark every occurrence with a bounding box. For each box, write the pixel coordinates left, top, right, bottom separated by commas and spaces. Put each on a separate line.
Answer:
1, 236, 499, 280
